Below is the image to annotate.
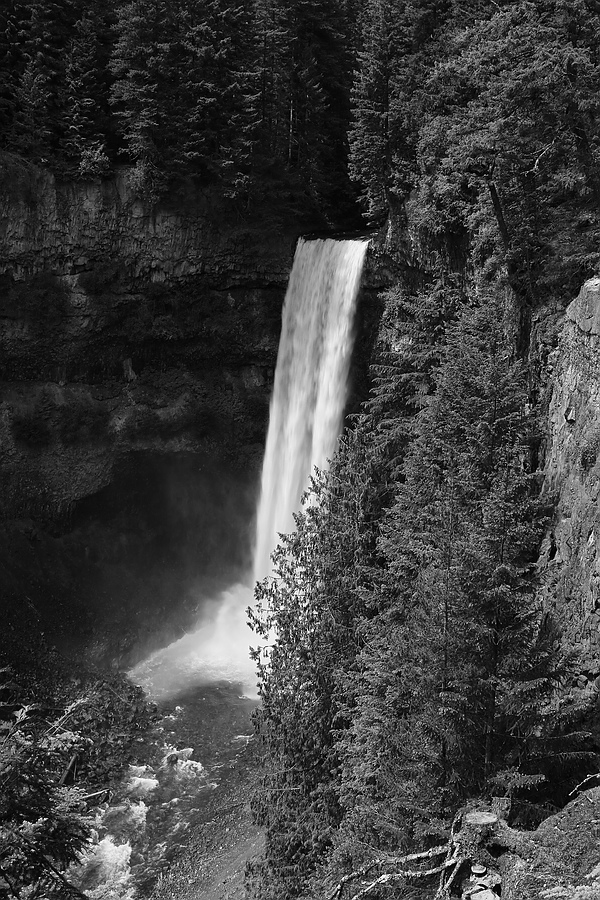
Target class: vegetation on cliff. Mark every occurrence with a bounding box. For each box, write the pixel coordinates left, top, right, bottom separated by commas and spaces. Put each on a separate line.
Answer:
244, 2, 600, 897
248, 291, 594, 899
0, 0, 359, 217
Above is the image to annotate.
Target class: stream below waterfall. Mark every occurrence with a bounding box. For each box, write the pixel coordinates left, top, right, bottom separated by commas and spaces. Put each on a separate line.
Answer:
70, 677, 259, 900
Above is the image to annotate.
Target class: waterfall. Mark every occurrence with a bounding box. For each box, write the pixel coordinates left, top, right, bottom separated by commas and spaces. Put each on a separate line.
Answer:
253, 237, 369, 582
130, 237, 368, 698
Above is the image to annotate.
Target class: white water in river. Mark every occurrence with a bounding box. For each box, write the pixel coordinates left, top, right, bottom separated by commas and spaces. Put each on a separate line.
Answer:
131, 238, 368, 699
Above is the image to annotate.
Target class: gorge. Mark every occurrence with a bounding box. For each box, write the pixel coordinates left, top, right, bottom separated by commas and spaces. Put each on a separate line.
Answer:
3, 163, 600, 900
5, 2, 600, 898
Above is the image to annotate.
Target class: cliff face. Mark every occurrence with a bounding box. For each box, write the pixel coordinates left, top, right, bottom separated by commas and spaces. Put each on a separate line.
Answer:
0, 169, 299, 520
0, 168, 308, 662
541, 277, 600, 672
0, 168, 389, 664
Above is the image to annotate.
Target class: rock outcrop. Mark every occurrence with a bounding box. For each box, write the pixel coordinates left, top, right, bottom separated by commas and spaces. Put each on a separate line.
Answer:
0, 167, 307, 660
541, 277, 600, 670
443, 788, 600, 900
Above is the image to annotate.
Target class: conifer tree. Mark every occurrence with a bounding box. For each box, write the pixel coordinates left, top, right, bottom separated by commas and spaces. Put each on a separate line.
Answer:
7, 0, 82, 162
0, 1, 28, 146
348, 0, 450, 219
253, 0, 292, 165
377, 292, 571, 798
110, 0, 179, 195
348, 0, 402, 220
249, 424, 390, 900
61, 8, 112, 178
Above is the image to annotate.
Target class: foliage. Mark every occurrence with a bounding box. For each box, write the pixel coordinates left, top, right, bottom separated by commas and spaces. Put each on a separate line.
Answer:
65, 678, 158, 783
2, 0, 600, 244
248, 424, 392, 900
0, 654, 158, 899
0, 0, 360, 216
388, 294, 580, 793
248, 287, 592, 900
0, 672, 92, 898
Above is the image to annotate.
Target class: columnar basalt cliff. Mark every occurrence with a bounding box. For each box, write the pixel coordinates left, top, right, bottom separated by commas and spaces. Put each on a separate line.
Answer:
542, 277, 600, 672
0, 168, 302, 520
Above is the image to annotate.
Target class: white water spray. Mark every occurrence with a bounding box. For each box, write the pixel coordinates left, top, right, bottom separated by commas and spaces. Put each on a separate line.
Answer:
130, 238, 368, 698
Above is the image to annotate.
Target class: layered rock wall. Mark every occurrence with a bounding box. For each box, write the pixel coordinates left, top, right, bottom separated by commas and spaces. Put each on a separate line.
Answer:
0, 168, 299, 518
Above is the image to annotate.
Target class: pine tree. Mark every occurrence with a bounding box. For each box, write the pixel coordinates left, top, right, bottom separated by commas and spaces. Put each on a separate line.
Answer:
0, 1, 28, 146
110, 0, 179, 195
7, 0, 81, 163
348, 0, 402, 220
348, 0, 450, 220
60, 7, 112, 178
176, 0, 258, 185
378, 291, 571, 798
414, 1, 600, 333
249, 424, 390, 900
250, 0, 358, 213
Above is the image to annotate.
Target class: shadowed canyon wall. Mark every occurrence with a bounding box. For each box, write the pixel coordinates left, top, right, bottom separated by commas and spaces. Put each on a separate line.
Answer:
0, 168, 299, 521
0, 167, 391, 664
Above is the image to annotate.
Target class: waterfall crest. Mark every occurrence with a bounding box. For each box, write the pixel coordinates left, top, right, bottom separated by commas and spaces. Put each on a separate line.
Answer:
253, 237, 369, 582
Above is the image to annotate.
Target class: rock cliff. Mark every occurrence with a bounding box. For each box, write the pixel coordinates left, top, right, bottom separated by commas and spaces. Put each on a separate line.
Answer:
0, 168, 302, 521
541, 277, 600, 675
0, 167, 387, 664
0, 167, 309, 661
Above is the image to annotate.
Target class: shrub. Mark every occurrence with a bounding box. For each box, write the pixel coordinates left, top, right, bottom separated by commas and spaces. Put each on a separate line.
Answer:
0, 669, 158, 897
0, 674, 93, 898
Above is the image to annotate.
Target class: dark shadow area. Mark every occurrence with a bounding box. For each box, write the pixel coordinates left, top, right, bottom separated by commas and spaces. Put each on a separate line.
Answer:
0, 451, 258, 675
62, 451, 258, 668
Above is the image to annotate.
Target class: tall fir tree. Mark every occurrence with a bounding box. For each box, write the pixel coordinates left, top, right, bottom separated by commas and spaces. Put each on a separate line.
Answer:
60, 6, 112, 177
6, 0, 84, 162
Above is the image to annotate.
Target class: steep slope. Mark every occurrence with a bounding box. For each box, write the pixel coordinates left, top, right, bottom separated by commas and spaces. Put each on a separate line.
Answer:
541, 277, 600, 678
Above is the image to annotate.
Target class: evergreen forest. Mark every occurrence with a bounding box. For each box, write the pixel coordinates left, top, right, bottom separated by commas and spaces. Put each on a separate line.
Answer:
4, 0, 600, 898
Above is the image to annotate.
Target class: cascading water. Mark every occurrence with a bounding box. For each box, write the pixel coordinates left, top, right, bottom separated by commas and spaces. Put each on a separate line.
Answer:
131, 237, 368, 698
253, 237, 369, 582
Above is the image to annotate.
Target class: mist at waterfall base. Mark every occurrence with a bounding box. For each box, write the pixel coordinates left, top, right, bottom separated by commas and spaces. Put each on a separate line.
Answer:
130, 238, 369, 701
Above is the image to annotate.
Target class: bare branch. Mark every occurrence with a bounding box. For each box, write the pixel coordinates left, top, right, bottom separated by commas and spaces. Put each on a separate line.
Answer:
377, 844, 448, 866
326, 861, 380, 900
531, 141, 556, 173
349, 853, 462, 900
327, 845, 450, 900
568, 772, 600, 796
435, 855, 465, 900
